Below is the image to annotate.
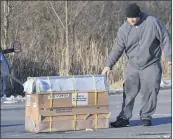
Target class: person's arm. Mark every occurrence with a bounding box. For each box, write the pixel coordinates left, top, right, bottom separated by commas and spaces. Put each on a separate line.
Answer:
154, 18, 172, 62
107, 28, 125, 70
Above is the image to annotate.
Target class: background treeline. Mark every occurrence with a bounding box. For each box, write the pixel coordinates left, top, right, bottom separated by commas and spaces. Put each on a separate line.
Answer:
1, 1, 171, 96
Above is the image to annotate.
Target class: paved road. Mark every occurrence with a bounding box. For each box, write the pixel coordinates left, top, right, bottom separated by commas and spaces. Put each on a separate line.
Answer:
1, 90, 172, 138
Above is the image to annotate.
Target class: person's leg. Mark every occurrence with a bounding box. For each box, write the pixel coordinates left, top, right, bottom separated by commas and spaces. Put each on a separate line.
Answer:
139, 63, 162, 126
117, 83, 126, 119
111, 64, 141, 127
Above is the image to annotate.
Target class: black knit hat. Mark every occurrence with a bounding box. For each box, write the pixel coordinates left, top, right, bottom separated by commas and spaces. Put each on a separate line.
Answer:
126, 3, 141, 18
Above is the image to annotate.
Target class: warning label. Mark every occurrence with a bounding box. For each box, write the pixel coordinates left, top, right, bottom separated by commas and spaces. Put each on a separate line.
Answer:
72, 93, 88, 105
48, 94, 70, 99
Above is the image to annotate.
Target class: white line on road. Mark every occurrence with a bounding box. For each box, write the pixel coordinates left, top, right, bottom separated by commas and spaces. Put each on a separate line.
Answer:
110, 100, 172, 104
109, 89, 171, 97
1, 104, 24, 107
133, 113, 172, 117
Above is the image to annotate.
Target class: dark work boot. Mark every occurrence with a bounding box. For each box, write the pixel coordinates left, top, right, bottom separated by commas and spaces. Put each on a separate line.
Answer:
141, 119, 152, 126
110, 118, 130, 128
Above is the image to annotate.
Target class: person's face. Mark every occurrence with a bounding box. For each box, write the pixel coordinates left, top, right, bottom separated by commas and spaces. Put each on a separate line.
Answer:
127, 17, 140, 25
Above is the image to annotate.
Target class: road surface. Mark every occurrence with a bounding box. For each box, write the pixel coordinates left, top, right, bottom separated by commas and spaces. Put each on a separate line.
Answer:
1, 89, 172, 138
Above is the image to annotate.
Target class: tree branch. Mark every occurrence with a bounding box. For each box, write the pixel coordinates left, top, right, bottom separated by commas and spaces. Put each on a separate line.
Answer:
68, 1, 88, 26
48, 1, 65, 29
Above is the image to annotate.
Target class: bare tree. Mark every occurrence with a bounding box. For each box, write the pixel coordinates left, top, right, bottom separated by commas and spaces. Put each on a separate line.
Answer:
1, 1, 171, 96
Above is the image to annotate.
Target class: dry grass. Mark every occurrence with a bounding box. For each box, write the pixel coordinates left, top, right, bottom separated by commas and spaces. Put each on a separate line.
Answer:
6, 39, 170, 96
1, 1, 171, 96
110, 80, 124, 88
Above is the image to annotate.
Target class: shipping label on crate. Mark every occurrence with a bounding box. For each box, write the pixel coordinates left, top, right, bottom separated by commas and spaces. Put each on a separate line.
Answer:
72, 93, 88, 105
48, 94, 70, 99
33, 103, 37, 108
56, 108, 72, 113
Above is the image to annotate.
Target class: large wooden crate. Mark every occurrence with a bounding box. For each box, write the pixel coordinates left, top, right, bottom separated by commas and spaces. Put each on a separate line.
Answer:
25, 90, 110, 133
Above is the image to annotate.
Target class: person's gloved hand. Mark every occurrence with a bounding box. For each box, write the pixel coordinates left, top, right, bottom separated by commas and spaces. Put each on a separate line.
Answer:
168, 61, 172, 65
